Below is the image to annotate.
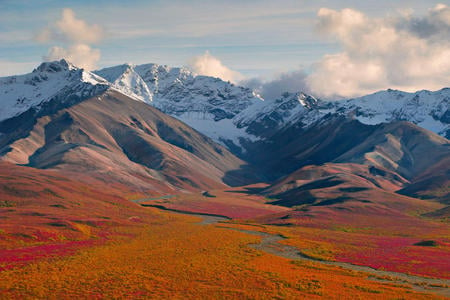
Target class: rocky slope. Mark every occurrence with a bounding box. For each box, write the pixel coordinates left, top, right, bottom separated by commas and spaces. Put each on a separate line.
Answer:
0, 87, 256, 191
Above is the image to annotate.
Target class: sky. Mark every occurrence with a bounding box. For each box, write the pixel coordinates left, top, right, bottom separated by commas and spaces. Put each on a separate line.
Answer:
0, 0, 449, 99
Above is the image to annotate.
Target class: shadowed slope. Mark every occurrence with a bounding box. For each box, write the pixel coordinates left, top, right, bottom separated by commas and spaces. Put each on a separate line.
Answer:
263, 163, 410, 207
245, 116, 449, 184
335, 121, 449, 180
0, 89, 256, 191
398, 156, 450, 203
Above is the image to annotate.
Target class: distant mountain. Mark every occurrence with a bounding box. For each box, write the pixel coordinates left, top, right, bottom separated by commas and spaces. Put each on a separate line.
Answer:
253, 160, 447, 231
94, 64, 450, 153
263, 162, 409, 207
398, 155, 450, 203
0, 60, 448, 201
250, 116, 450, 214
236, 88, 450, 143
94, 63, 263, 150
329, 89, 450, 138
244, 115, 449, 181
95, 63, 261, 119
1, 60, 448, 152
0, 65, 257, 191
95, 64, 153, 103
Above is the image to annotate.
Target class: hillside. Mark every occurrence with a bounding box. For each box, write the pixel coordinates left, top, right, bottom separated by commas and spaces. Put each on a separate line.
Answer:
0, 87, 256, 191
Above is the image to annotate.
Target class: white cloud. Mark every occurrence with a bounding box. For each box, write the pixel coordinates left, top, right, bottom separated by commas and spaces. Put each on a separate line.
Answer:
240, 70, 310, 100
36, 8, 103, 70
188, 51, 243, 83
307, 4, 450, 98
44, 44, 101, 70
36, 8, 103, 44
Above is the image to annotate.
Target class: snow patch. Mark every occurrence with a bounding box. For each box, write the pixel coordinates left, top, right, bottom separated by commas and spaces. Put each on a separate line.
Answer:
178, 112, 259, 151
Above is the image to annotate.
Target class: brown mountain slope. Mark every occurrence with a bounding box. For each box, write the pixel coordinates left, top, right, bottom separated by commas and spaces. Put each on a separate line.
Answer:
0, 89, 255, 191
264, 163, 409, 207
252, 117, 449, 215
261, 162, 433, 211
398, 155, 450, 203
245, 116, 449, 183
259, 162, 445, 225
334, 121, 449, 180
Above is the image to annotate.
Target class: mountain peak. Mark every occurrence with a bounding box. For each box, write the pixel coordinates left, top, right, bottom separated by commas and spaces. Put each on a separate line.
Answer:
0, 59, 109, 122
33, 59, 77, 73
277, 91, 319, 109
94, 63, 153, 103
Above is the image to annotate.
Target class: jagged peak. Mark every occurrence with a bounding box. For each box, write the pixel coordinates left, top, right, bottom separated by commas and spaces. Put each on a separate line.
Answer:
133, 63, 193, 79
274, 91, 319, 109
33, 59, 78, 73
30, 59, 108, 86
0, 59, 111, 123
93, 63, 138, 82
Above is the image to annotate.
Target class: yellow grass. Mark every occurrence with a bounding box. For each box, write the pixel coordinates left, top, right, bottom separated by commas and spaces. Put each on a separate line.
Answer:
0, 211, 441, 299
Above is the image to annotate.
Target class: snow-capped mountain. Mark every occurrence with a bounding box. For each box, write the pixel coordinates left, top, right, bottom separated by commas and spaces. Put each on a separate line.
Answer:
330, 89, 450, 138
94, 63, 263, 148
0, 60, 448, 154
93, 62, 450, 146
95, 63, 261, 119
236, 89, 449, 139
234, 92, 326, 138
94, 64, 153, 103
0, 59, 109, 122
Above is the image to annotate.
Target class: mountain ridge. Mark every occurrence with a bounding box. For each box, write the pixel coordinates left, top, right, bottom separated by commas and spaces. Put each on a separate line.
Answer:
0, 60, 448, 200
1, 60, 448, 151
0, 87, 257, 192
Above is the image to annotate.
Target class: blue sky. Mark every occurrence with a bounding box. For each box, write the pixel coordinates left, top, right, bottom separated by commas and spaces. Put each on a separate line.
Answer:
0, 0, 449, 97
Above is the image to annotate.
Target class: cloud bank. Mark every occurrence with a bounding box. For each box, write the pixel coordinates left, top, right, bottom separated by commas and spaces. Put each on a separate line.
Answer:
188, 51, 309, 100
233, 4, 450, 101
241, 70, 310, 101
36, 8, 103, 70
306, 4, 450, 98
188, 51, 243, 83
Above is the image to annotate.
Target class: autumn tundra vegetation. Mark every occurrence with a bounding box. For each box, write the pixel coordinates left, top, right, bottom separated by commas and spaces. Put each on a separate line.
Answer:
0, 163, 449, 299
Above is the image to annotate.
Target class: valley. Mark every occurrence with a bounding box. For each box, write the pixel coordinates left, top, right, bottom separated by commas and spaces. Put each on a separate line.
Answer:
1, 202, 448, 299
0, 60, 448, 299
141, 188, 450, 279
154, 208, 450, 297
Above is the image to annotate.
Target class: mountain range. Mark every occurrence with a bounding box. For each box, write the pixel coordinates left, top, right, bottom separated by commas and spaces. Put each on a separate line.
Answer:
0, 59, 448, 211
